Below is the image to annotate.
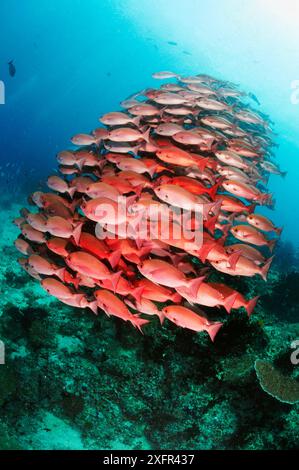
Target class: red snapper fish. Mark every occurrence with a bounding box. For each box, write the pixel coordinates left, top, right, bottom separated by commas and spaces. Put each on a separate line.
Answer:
176, 281, 238, 313
162, 305, 223, 341
14, 70, 281, 337
71, 133, 98, 146
65, 251, 121, 290
45, 216, 83, 245
14, 238, 34, 256
94, 289, 149, 332
138, 259, 204, 297
211, 255, 273, 281
222, 180, 271, 205
210, 283, 259, 316
27, 254, 65, 280
134, 278, 182, 303
230, 225, 276, 251
99, 111, 141, 126
246, 213, 282, 235
47, 176, 76, 199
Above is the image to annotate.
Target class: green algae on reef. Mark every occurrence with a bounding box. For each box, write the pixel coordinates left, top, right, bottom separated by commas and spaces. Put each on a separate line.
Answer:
0, 202, 299, 450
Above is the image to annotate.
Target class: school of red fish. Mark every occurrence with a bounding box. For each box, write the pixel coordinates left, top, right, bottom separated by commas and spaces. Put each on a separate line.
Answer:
14, 71, 285, 342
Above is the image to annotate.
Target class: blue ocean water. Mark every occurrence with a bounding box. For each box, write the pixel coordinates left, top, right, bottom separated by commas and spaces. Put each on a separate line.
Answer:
0, 0, 298, 244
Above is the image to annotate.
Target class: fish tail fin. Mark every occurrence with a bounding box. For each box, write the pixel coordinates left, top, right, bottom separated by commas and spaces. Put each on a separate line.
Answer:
67, 187, 77, 199
131, 286, 144, 304
88, 300, 98, 315
157, 311, 165, 325
208, 182, 220, 200
131, 317, 149, 333
227, 213, 235, 223
257, 193, 270, 205
76, 159, 84, 171
108, 249, 122, 269
109, 270, 122, 292
147, 165, 157, 179
56, 267, 66, 282
224, 292, 238, 314
268, 238, 276, 253
204, 214, 218, 234
125, 252, 141, 264
219, 223, 231, 237
158, 107, 167, 118
245, 295, 260, 317
62, 269, 72, 284
72, 222, 83, 245
206, 322, 223, 342
186, 276, 205, 298
196, 157, 208, 172
135, 238, 144, 251
198, 242, 215, 263
97, 158, 106, 171
143, 127, 151, 144
212, 199, 222, 217
266, 193, 274, 207
73, 275, 81, 290
70, 197, 80, 213
247, 203, 256, 214
218, 234, 227, 245
202, 201, 217, 220
260, 256, 274, 281
168, 253, 184, 266
275, 226, 283, 236
132, 116, 141, 127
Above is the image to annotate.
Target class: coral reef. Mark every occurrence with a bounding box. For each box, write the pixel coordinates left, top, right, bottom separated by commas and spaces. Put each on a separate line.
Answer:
0, 207, 298, 449
255, 360, 299, 404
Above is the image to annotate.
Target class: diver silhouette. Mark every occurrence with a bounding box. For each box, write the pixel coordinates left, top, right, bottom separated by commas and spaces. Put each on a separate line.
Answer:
8, 60, 16, 77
